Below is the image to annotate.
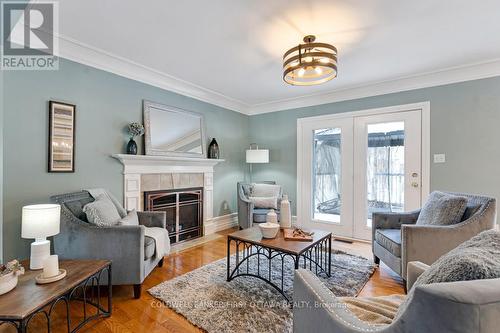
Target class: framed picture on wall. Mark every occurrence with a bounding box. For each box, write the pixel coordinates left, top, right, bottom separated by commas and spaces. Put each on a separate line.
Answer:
48, 101, 76, 172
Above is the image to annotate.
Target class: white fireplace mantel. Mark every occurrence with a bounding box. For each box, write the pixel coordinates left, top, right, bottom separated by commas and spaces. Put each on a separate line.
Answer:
111, 154, 224, 174
111, 154, 225, 235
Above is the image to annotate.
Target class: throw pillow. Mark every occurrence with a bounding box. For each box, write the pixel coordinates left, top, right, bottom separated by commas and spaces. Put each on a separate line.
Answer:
83, 194, 122, 227
65, 197, 94, 222
117, 210, 139, 226
416, 191, 467, 226
249, 196, 278, 209
250, 183, 281, 198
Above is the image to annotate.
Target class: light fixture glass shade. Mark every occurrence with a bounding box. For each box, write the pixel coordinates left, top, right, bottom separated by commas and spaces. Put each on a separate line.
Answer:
21, 204, 61, 239
246, 149, 269, 163
283, 35, 337, 86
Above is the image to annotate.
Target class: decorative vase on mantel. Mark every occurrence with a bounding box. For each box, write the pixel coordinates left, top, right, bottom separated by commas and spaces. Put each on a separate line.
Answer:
208, 138, 220, 159
126, 122, 144, 155
126, 138, 138, 155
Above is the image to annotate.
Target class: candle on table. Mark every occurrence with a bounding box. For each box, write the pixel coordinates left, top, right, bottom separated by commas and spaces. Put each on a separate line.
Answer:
42, 255, 59, 278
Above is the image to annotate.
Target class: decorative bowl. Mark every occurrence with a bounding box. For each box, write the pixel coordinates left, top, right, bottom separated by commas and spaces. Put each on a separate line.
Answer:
259, 222, 280, 239
0, 272, 18, 295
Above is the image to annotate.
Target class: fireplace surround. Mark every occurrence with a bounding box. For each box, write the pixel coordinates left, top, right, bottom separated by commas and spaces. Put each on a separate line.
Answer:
112, 154, 225, 236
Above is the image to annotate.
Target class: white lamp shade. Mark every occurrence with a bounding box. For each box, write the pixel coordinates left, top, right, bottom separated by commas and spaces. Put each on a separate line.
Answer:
246, 149, 269, 163
22, 204, 61, 239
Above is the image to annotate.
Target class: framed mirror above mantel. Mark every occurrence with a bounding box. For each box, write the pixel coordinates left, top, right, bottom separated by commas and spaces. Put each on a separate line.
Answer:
143, 100, 207, 158
111, 100, 224, 235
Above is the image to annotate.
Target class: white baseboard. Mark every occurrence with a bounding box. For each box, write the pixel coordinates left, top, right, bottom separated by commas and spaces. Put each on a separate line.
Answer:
204, 213, 238, 235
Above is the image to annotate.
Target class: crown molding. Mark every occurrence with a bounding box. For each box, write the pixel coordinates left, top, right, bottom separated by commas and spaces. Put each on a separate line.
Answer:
55, 34, 500, 116
248, 59, 500, 115
57, 34, 252, 115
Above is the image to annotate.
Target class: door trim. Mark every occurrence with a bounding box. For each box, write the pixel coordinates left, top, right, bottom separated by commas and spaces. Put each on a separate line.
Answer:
297, 101, 431, 230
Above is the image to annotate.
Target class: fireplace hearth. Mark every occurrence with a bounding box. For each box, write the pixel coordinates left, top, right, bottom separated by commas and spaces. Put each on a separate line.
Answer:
144, 187, 203, 244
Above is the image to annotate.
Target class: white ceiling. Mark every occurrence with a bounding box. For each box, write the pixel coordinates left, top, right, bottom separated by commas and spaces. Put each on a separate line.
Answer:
55, 0, 500, 114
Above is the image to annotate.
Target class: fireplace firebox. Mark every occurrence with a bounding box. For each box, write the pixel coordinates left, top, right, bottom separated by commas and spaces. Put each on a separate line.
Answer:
144, 187, 203, 244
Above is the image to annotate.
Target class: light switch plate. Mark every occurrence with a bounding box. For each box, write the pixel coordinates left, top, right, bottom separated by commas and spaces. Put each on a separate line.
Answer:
434, 154, 446, 163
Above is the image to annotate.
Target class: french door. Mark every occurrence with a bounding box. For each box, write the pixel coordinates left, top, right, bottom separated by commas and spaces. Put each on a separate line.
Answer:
297, 104, 427, 240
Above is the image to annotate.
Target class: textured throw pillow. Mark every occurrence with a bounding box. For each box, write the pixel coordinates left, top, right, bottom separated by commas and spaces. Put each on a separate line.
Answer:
117, 210, 139, 226
249, 196, 278, 209
250, 183, 281, 198
416, 191, 468, 226
83, 194, 122, 227
65, 197, 94, 222
396, 230, 500, 318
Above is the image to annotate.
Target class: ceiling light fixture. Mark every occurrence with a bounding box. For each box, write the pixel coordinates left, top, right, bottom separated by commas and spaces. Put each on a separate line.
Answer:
283, 35, 337, 86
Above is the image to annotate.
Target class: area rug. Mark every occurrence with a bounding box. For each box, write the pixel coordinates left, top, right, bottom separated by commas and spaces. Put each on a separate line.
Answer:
149, 250, 376, 333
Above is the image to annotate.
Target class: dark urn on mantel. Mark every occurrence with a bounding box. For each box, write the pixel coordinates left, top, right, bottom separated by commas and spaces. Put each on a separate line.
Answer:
208, 138, 220, 159
126, 138, 138, 155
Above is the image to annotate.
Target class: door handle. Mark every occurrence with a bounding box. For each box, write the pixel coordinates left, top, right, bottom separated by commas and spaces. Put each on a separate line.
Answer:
411, 182, 419, 188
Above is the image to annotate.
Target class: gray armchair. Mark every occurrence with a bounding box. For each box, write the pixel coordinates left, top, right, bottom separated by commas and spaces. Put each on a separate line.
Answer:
50, 190, 167, 298
372, 192, 496, 281
293, 267, 500, 333
237, 181, 283, 229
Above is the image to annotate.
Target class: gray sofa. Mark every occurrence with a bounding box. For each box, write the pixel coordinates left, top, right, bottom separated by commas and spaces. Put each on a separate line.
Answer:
50, 190, 166, 298
372, 192, 496, 281
237, 181, 283, 229
293, 264, 500, 333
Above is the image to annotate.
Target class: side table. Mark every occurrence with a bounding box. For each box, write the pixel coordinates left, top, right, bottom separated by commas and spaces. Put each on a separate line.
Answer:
0, 259, 112, 333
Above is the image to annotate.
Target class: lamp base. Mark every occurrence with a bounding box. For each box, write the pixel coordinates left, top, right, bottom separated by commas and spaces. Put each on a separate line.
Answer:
30, 239, 51, 270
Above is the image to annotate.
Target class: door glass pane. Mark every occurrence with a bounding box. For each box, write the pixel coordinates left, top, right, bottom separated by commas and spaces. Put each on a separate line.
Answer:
366, 122, 405, 227
313, 128, 341, 223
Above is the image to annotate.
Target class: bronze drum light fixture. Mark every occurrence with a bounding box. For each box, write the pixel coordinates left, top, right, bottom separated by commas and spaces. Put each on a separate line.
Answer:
283, 35, 337, 86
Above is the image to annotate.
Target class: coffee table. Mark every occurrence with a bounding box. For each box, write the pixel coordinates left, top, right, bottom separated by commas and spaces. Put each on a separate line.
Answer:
0, 259, 111, 333
226, 227, 331, 303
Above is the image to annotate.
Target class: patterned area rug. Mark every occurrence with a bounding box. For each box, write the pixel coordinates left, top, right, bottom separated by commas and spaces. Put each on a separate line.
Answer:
149, 250, 376, 333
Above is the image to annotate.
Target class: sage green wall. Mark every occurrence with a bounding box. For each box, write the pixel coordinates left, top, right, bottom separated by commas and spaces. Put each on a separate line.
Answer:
249, 76, 500, 214
3, 58, 249, 261
4, 57, 500, 261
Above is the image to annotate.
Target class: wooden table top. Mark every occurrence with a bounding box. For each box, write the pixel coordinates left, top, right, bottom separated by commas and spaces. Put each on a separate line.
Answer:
0, 259, 110, 320
228, 227, 331, 255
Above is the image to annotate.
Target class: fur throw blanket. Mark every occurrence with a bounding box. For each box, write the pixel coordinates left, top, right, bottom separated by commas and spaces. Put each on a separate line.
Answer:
396, 229, 500, 318
415, 229, 500, 286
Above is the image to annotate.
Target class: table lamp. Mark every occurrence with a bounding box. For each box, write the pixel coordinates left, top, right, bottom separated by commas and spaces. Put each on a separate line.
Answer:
246, 143, 269, 182
21, 204, 61, 270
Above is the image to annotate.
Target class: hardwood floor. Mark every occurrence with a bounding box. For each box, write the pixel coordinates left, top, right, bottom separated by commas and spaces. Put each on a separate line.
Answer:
1, 228, 404, 333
